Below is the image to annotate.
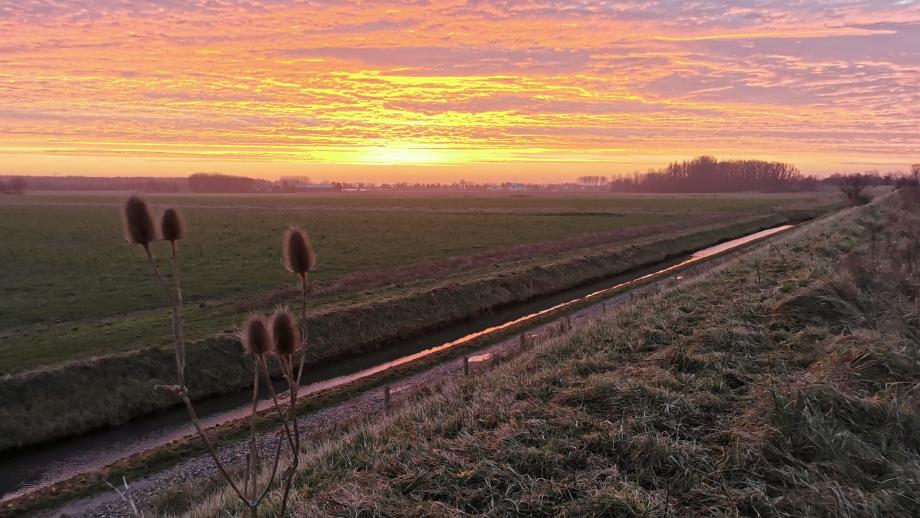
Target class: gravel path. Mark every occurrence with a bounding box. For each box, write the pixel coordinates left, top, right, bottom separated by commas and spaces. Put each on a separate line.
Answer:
38, 229, 784, 517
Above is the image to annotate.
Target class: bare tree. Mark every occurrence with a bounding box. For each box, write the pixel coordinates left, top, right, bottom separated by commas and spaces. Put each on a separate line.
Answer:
839, 174, 872, 205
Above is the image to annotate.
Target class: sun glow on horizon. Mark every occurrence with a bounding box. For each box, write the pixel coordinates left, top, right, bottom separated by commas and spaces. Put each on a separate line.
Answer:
358, 146, 447, 166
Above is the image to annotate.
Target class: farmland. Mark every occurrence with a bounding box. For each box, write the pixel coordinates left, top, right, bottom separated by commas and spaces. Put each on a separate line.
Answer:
0, 189, 847, 455
0, 190, 835, 375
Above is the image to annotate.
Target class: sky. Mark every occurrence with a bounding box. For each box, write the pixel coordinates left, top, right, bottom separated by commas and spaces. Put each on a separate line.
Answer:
1, 1, 919, 182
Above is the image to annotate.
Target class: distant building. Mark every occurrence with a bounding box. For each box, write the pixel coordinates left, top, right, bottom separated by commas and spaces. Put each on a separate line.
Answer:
292, 182, 339, 192
277, 177, 342, 192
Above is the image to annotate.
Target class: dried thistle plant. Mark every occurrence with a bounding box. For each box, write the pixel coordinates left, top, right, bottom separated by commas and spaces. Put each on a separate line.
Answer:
160, 207, 186, 259
269, 306, 303, 515
120, 197, 316, 517
272, 226, 316, 516
283, 226, 316, 280
271, 309, 299, 360
239, 314, 271, 505
122, 195, 157, 254
283, 226, 316, 378
242, 314, 272, 356
121, 196, 250, 515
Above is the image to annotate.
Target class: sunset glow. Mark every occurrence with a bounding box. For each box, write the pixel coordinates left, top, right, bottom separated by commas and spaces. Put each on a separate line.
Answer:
1, 1, 919, 181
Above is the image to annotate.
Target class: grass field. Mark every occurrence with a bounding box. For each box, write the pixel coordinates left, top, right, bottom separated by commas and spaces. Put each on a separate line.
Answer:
0, 190, 838, 375
188, 190, 920, 517
1, 190, 832, 213
1, 205, 672, 327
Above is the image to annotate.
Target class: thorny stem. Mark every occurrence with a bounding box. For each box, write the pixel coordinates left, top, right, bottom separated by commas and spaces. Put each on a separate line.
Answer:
295, 274, 308, 386
246, 365, 260, 503
169, 243, 186, 381
143, 246, 184, 383
142, 244, 248, 506
180, 394, 249, 504
255, 431, 286, 506
278, 273, 309, 516
254, 359, 291, 506
258, 357, 296, 451
279, 355, 301, 517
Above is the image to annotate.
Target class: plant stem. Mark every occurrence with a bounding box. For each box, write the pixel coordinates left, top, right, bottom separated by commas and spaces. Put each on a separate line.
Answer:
278, 274, 308, 515
246, 365, 260, 502
180, 394, 248, 503
295, 274, 308, 386
169, 245, 186, 381
279, 355, 300, 517
258, 358, 296, 450
143, 247, 184, 383
142, 244, 248, 506
254, 357, 292, 507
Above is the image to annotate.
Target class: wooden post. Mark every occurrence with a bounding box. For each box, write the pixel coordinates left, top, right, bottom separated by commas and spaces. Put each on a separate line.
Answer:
463, 356, 470, 376
520, 333, 529, 349
384, 385, 391, 413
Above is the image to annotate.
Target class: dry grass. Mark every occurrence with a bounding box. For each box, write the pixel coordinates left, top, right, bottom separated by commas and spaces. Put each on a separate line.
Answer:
182, 190, 920, 517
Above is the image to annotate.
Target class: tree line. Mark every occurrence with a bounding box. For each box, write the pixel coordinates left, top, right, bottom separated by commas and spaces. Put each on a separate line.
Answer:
608, 156, 816, 193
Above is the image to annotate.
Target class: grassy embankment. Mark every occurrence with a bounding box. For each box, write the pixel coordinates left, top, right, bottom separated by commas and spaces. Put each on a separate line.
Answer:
193, 190, 920, 517
0, 210, 796, 451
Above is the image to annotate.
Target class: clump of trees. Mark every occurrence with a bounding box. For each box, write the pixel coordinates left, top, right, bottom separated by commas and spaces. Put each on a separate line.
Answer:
837, 174, 873, 205
120, 196, 316, 517
824, 164, 920, 190
188, 173, 260, 193
828, 165, 920, 205
0, 176, 27, 194
576, 175, 609, 187
609, 156, 816, 193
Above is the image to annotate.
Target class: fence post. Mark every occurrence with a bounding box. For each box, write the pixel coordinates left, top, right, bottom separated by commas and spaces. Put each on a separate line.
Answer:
463, 356, 470, 376
384, 385, 391, 413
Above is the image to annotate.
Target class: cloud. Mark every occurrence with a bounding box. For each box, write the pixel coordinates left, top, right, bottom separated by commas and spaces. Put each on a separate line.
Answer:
0, 0, 918, 174
277, 46, 592, 75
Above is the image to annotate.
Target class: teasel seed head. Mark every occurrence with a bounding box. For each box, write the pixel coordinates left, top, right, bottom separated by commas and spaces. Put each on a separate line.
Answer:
241, 314, 271, 356
160, 208, 186, 242
283, 226, 316, 279
271, 309, 300, 357
122, 195, 157, 247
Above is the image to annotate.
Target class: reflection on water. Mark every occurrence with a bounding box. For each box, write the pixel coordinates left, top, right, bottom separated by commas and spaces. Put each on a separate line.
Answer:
0, 224, 793, 503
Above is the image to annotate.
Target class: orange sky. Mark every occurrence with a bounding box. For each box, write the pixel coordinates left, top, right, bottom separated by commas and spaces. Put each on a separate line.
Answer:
1, 1, 919, 182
